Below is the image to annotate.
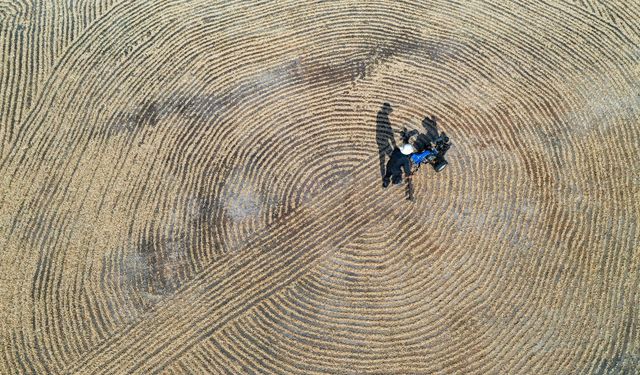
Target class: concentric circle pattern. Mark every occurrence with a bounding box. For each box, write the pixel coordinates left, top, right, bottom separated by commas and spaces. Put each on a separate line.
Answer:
1, 0, 639, 374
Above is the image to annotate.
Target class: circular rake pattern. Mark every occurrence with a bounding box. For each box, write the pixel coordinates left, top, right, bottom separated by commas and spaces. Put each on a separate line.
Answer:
1, 0, 639, 374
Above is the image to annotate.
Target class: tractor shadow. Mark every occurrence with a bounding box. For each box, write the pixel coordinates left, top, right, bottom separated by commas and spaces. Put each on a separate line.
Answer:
413, 115, 440, 152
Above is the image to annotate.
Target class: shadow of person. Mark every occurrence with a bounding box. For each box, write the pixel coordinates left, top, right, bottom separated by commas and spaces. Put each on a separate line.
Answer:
376, 103, 397, 179
414, 115, 439, 151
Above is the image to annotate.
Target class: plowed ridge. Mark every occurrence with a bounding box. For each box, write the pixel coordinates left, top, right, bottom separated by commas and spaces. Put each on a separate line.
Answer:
0, 0, 639, 374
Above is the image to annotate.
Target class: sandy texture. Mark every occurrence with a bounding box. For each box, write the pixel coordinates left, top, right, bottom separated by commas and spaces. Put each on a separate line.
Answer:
1, 0, 639, 374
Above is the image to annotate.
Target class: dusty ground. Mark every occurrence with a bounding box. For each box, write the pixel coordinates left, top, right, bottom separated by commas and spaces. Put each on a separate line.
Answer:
1, 0, 639, 374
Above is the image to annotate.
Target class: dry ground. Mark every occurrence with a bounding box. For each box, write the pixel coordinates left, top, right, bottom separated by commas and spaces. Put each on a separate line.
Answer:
1, 0, 639, 374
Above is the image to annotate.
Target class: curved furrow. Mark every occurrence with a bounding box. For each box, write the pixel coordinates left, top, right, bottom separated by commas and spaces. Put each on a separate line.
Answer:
1, 0, 639, 374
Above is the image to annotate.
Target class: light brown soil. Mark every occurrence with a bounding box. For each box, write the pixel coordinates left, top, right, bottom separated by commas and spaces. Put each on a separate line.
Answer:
1, 1, 639, 374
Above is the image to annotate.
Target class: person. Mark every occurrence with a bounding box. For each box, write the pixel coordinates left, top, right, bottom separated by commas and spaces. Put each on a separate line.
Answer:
382, 144, 414, 187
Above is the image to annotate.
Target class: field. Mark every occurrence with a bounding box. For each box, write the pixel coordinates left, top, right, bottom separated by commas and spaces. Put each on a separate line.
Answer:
1, 0, 639, 373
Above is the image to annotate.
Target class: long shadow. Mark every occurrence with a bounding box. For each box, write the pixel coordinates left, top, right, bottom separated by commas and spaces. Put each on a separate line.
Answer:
376, 103, 397, 180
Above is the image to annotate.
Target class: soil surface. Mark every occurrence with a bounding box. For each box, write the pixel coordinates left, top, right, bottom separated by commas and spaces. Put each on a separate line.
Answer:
1, 1, 639, 374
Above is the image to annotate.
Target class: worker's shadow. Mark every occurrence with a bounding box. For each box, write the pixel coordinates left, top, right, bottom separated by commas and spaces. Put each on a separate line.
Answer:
376, 103, 397, 181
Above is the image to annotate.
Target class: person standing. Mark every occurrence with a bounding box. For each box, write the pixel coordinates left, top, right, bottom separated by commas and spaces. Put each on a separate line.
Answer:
382, 144, 414, 187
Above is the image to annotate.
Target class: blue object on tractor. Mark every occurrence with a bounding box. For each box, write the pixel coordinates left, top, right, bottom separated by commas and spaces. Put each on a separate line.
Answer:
410, 149, 437, 165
